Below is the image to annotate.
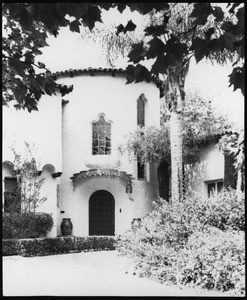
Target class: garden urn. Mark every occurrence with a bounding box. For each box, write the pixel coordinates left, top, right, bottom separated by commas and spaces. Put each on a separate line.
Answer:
61, 218, 73, 236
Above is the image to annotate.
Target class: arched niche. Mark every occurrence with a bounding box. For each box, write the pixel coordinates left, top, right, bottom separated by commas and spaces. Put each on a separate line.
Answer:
41, 164, 56, 177
2, 161, 14, 176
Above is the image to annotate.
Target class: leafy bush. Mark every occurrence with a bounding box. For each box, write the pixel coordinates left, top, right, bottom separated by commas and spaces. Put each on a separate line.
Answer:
125, 91, 233, 167
30, 213, 54, 237
11, 236, 117, 257
2, 239, 20, 256
9, 142, 47, 213
117, 198, 197, 282
205, 188, 245, 231
2, 212, 54, 239
187, 188, 245, 231
178, 227, 245, 294
116, 189, 245, 296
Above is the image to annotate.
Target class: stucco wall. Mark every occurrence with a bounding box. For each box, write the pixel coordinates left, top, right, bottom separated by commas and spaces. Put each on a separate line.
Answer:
59, 73, 160, 235
3, 96, 62, 237
185, 144, 225, 197
3, 95, 62, 172
59, 74, 160, 175
60, 177, 133, 236
37, 164, 58, 237
3, 73, 161, 236
200, 144, 224, 181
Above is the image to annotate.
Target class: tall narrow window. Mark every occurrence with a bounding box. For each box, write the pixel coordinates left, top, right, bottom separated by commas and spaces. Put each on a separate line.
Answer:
92, 114, 111, 155
137, 159, 146, 180
137, 95, 146, 179
137, 96, 145, 127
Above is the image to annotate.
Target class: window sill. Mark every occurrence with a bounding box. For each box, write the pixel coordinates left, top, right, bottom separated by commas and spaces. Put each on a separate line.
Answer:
84, 155, 120, 169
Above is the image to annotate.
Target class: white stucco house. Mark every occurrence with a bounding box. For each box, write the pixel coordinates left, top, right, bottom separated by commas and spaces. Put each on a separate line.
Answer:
2, 68, 229, 237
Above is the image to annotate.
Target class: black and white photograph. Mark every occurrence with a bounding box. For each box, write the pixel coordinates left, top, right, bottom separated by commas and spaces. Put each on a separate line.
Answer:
2, 2, 245, 297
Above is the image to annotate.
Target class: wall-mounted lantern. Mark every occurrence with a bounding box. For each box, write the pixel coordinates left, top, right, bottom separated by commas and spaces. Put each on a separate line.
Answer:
126, 183, 132, 194
126, 183, 134, 201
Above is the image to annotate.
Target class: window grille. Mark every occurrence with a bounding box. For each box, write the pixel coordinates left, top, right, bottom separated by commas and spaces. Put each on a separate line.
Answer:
92, 115, 111, 155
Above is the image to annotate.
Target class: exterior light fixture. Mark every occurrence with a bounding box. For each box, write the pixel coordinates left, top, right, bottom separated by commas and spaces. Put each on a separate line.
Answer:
126, 184, 132, 194
126, 183, 134, 201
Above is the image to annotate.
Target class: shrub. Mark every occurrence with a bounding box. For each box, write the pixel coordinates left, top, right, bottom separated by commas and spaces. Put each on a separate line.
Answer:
15, 236, 116, 257
116, 190, 245, 295
177, 188, 244, 232
2, 212, 53, 239
74, 236, 91, 252
30, 213, 54, 237
178, 227, 245, 295
205, 188, 245, 231
87, 236, 116, 251
185, 188, 245, 231
9, 142, 47, 213
117, 198, 197, 283
2, 239, 20, 256
19, 236, 77, 257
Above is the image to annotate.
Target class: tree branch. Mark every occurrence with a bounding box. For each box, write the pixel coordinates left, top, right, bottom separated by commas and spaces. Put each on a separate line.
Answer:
2, 54, 50, 72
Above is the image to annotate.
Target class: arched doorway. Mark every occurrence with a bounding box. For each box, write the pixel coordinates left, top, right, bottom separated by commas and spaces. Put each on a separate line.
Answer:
89, 190, 115, 236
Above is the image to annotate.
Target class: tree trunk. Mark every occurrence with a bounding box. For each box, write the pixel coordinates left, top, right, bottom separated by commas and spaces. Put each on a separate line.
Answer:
165, 62, 187, 203
170, 110, 183, 203
157, 160, 170, 202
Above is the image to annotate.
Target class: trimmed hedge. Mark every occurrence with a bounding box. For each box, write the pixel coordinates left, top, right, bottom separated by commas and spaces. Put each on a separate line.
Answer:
2, 236, 116, 257
2, 239, 20, 256
3, 212, 54, 239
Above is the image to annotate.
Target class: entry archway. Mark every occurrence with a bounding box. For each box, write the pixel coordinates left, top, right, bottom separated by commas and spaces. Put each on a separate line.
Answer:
89, 190, 115, 236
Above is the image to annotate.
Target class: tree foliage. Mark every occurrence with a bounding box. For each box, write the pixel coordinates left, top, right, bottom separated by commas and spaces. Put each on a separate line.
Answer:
125, 3, 244, 95
2, 4, 74, 112
2, 3, 244, 111
81, 24, 143, 67
7, 142, 47, 213
125, 91, 233, 165
218, 130, 245, 174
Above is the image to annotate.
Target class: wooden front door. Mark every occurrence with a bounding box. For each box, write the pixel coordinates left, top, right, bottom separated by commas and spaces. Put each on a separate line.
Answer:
89, 190, 115, 236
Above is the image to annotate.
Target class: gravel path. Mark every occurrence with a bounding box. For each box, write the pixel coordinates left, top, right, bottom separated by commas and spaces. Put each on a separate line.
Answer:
3, 250, 225, 296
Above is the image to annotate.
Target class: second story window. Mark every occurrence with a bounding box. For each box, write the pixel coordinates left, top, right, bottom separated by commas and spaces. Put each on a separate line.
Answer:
92, 114, 111, 155
137, 95, 145, 127
137, 94, 147, 179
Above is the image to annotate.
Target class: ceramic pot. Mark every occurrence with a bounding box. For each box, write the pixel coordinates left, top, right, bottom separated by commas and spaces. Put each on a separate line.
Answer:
60, 218, 73, 236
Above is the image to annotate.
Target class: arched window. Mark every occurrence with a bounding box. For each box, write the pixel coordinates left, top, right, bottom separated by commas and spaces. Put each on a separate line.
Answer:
137, 94, 147, 179
92, 114, 111, 155
137, 96, 145, 127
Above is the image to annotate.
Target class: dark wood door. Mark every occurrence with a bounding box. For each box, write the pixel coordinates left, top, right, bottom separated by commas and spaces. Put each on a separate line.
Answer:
89, 190, 115, 236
